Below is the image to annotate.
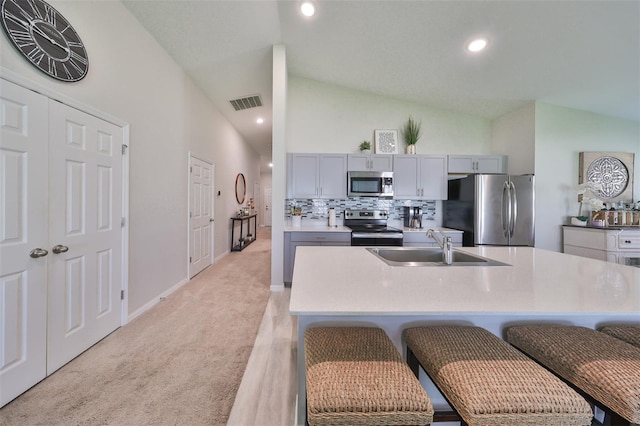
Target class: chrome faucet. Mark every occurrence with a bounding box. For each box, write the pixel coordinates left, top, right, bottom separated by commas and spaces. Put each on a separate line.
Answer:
426, 229, 453, 265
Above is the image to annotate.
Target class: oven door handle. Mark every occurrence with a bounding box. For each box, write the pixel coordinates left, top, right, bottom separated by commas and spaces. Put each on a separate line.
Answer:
351, 232, 403, 239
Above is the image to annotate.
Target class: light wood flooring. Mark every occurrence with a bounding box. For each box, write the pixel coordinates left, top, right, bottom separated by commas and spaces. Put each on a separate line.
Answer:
227, 288, 298, 426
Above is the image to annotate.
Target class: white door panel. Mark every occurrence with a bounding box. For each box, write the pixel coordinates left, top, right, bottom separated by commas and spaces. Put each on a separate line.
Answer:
47, 101, 122, 374
0, 79, 48, 407
189, 156, 213, 278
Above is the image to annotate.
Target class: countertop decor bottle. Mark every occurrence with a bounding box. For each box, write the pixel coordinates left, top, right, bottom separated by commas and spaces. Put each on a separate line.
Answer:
328, 208, 337, 227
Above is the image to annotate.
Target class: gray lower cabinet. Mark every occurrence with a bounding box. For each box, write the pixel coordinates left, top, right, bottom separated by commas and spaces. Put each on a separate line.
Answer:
284, 231, 351, 284
403, 231, 463, 247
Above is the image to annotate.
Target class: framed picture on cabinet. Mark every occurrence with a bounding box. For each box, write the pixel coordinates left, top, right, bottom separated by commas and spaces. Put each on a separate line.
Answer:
374, 129, 398, 154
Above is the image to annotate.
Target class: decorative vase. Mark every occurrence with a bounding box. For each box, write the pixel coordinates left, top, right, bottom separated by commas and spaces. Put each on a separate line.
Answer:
406, 145, 416, 154
570, 217, 587, 227
361, 149, 371, 154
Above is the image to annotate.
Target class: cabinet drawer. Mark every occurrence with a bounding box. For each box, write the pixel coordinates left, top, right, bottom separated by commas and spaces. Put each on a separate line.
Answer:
290, 232, 351, 243
619, 233, 640, 249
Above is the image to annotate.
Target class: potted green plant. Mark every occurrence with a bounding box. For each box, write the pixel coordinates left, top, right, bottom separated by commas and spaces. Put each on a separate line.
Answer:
359, 140, 371, 153
402, 116, 421, 154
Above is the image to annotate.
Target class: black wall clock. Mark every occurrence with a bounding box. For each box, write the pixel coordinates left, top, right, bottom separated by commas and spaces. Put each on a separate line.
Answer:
1, 0, 88, 82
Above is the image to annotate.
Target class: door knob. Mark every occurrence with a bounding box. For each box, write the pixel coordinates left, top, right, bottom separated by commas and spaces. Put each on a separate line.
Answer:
209, 218, 214, 222
52, 245, 69, 254
30, 248, 49, 258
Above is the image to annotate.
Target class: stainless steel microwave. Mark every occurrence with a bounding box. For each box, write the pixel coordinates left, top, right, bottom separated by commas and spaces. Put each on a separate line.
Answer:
347, 171, 393, 197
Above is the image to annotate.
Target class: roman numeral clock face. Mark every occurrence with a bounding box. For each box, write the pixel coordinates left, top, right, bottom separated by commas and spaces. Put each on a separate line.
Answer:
1, 0, 88, 82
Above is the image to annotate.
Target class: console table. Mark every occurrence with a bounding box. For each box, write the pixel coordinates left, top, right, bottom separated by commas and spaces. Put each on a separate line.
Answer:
230, 214, 257, 251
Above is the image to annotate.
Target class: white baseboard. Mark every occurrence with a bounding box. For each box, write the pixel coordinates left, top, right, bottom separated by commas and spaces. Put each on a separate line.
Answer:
270, 283, 285, 291
214, 250, 229, 264
128, 277, 190, 322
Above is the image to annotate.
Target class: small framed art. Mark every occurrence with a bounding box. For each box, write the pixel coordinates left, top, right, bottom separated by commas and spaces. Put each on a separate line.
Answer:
374, 129, 398, 154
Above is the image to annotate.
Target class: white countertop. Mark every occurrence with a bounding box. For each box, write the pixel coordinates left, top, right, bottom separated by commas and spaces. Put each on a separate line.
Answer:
289, 246, 640, 316
284, 224, 351, 232
284, 222, 462, 233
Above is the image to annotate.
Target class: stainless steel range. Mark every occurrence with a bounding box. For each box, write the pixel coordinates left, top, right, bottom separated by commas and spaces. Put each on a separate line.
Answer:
344, 209, 403, 246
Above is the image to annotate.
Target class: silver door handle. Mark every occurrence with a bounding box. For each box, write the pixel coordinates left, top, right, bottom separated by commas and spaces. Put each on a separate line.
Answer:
509, 181, 517, 237
502, 181, 510, 237
30, 248, 49, 258
52, 245, 69, 254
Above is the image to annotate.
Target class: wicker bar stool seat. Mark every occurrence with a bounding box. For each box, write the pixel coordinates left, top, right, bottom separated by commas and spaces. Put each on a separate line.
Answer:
600, 325, 640, 349
507, 324, 640, 425
404, 325, 593, 426
304, 327, 434, 426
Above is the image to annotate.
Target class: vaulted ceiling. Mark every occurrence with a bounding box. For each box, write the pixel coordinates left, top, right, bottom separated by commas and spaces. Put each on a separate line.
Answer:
122, 0, 640, 168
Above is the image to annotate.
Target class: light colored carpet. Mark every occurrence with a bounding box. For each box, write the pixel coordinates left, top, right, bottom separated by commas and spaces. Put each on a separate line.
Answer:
0, 228, 272, 426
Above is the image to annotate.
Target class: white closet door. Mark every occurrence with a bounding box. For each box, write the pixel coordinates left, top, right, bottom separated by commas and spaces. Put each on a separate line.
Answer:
0, 79, 49, 407
46, 101, 123, 374
189, 156, 213, 278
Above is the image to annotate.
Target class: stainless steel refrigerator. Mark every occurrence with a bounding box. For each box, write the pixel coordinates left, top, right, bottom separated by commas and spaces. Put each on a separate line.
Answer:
444, 174, 535, 247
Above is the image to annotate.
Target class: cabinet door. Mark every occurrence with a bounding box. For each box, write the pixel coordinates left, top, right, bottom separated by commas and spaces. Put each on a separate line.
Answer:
347, 154, 369, 171
284, 232, 350, 284
447, 156, 475, 173
476, 156, 507, 173
347, 154, 393, 172
393, 155, 420, 199
319, 154, 347, 198
419, 155, 447, 200
448, 155, 507, 174
290, 154, 319, 198
370, 154, 393, 171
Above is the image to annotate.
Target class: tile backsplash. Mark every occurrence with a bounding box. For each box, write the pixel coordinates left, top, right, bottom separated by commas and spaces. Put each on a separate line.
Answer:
285, 198, 436, 221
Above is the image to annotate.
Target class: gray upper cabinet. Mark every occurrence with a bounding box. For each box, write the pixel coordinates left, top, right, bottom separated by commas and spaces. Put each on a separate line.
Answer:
288, 153, 347, 199
347, 154, 393, 172
448, 155, 508, 174
393, 155, 447, 200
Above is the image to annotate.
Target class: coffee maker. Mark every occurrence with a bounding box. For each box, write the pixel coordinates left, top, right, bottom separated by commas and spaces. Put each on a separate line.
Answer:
403, 206, 423, 229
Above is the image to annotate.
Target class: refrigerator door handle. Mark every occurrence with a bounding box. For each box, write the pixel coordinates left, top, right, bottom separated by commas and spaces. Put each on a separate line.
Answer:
510, 181, 517, 238
502, 181, 510, 237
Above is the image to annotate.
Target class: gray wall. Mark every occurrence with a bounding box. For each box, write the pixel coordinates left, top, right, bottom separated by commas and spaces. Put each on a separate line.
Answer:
0, 1, 261, 317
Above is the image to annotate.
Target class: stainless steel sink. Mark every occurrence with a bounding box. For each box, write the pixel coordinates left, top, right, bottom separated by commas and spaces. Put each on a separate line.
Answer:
367, 247, 510, 267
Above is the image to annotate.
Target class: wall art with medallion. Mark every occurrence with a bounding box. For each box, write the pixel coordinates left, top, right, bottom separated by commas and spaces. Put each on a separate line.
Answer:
579, 151, 634, 202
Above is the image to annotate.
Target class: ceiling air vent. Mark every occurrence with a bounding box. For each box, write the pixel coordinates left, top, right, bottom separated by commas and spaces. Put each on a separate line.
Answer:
229, 95, 262, 111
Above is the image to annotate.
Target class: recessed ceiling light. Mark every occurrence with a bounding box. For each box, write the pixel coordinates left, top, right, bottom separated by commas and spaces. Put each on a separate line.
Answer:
256, 118, 264, 124
268, 163, 273, 168
301, 2, 315, 17
467, 38, 488, 52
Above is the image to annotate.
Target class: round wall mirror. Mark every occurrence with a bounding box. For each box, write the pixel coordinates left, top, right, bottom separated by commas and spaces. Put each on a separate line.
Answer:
235, 173, 246, 204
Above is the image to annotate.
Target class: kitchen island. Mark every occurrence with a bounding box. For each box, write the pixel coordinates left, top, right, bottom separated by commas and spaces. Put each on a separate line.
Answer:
289, 245, 640, 425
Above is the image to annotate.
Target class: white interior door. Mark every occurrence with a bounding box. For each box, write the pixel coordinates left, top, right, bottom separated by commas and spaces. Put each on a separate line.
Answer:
0, 79, 49, 407
264, 187, 272, 227
189, 156, 214, 278
46, 101, 123, 374
253, 181, 260, 220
